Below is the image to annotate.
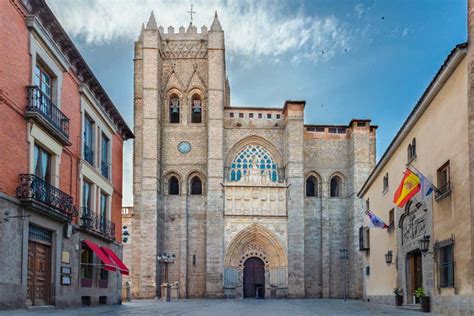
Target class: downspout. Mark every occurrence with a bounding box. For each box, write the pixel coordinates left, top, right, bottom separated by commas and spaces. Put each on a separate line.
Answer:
319, 181, 323, 298
185, 183, 189, 299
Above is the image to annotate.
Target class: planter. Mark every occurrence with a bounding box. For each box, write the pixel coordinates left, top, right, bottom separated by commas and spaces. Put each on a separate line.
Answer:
421, 296, 430, 313
395, 295, 403, 306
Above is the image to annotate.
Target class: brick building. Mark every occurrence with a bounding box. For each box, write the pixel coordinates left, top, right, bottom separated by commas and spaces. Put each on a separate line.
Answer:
131, 12, 377, 299
0, 0, 133, 308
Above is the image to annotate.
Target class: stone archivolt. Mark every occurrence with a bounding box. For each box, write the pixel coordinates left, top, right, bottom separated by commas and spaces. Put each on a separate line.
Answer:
224, 224, 287, 268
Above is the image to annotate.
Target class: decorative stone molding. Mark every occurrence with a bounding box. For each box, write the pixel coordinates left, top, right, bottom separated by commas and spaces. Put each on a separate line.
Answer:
161, 40, 208, 59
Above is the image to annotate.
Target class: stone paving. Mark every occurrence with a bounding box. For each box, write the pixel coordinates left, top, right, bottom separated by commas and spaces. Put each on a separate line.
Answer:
0, 299, 435, 315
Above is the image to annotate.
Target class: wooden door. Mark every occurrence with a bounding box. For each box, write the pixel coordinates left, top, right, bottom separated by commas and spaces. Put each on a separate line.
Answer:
243, 257, 265, 299
407, 251, 422, 304
27, 241, 52, 306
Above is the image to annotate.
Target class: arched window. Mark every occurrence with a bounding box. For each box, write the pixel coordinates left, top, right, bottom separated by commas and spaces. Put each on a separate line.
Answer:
229, 144, 278, 182
407, 144, 412, 161
306, 176, 318, 197
169, 94, 180, 124
383, 173, 389, 192
330, 175, 342, 197
168, 176, 179, 195
190, 176, 202, 195
411, 138, 416, 158
191, 94, 202, 124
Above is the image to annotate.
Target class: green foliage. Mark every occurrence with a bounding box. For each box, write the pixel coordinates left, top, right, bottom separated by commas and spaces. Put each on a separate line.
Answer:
393, 287, 403, 296
415, 288, 425, 298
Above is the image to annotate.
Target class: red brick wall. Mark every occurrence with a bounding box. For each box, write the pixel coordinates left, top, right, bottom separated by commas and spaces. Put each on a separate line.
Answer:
0, 0, 30, 196
0, 1, 127, 238
112, 133, 124, 241
58, 73, 81, 202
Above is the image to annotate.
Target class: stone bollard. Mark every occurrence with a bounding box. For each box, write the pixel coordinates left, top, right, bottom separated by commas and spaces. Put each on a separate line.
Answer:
171, 282, 179, 301
125, 281, 131, 302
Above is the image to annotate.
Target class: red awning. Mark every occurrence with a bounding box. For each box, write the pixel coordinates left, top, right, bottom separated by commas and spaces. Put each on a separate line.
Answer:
101, 246, 129, 275
83, 240, 116, 271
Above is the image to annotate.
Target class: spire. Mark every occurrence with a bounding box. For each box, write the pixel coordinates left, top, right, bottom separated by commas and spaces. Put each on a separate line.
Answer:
146, 11, 157, 29
210, 10, 222, 31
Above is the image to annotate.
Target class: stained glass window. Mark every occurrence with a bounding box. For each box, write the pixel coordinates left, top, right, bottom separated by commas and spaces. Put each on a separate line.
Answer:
229, 145, 278, 182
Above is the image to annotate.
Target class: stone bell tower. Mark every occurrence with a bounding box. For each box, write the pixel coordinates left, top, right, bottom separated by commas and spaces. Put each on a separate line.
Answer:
132, 11, 228, 298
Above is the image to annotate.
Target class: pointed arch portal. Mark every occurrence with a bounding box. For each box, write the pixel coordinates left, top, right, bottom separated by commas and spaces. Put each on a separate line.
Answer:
223, 224, 288, 299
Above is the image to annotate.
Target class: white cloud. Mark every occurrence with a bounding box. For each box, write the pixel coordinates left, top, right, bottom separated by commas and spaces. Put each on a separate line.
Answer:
46, 0, 351, 64
354, 3, 365, 18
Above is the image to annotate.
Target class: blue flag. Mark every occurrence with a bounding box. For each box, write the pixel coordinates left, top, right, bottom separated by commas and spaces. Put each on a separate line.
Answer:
366, 210, 389, 229
415, 171, 434, 197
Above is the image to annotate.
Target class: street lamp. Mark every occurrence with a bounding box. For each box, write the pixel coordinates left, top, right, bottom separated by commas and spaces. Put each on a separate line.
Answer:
339, 249, 349, 301
157, 252, 176, 302
385, 250, 393, 266
420, 235, 430, 255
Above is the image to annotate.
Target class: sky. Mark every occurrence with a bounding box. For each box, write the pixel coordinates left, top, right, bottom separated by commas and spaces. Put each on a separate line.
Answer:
47, 0, 467, 206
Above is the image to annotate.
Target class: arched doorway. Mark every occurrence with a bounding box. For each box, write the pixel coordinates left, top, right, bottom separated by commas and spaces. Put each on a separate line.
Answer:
243, 257, 265, 299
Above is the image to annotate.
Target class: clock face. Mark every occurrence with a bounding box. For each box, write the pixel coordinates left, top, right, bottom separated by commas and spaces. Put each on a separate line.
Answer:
178, 141, 191, 154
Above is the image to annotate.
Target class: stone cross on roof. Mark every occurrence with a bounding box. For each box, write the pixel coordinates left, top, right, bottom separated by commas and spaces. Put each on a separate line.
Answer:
187, 4, 196, 23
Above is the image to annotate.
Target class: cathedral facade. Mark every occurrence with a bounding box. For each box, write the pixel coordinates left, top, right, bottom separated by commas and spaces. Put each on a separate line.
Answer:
131, 12, 377, 299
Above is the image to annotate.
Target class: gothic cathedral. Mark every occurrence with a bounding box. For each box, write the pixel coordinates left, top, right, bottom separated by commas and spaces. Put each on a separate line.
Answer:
132, 12, 376, 299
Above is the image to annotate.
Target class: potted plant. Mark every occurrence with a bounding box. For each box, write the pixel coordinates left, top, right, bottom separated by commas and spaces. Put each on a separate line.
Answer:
415, 288, 430, 313
393, 287, 403, 306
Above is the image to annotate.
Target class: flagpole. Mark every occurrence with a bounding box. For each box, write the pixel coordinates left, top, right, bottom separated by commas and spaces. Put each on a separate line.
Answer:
407, 163, 441, 193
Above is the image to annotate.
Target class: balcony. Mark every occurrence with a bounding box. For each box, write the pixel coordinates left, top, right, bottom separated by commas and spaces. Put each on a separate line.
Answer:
101, 161, 110, 179
435, 182, 452, 201
80, 207, 115, 241
16, 174, 78, 222
26, 86, 71, 146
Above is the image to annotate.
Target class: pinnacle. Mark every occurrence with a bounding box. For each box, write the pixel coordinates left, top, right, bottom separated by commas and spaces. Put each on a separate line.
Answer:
146, 11, 158, 29
210, 10, 222, 31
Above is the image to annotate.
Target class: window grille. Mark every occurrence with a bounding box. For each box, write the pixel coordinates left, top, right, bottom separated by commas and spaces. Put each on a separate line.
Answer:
29, 224, 52, 244
436, 236, 455, 288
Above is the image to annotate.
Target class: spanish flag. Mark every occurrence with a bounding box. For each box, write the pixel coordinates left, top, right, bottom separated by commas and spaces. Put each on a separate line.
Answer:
393, 169, 421, 207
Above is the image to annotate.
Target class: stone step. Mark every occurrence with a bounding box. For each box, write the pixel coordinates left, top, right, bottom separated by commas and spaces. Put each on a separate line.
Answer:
397, 304, 422, 311
27, 305, 55, 311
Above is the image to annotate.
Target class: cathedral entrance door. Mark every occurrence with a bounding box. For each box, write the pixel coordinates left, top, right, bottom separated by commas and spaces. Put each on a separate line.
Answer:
243, 257, 265, 299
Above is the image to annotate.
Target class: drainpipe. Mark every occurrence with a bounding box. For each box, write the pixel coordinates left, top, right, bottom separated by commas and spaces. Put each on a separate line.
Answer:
185, 183, 189, 299
319, 182, 323, 298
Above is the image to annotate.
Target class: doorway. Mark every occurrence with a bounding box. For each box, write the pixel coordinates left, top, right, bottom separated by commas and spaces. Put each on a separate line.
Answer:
243, 257, 265, 299
27, 241, 52, 306
27, 224, 53, 306
406, 250, 422, 304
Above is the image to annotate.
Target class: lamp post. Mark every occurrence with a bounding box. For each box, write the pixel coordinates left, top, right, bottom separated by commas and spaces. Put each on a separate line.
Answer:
157, 252, 176, 302
339, 248, 349, 301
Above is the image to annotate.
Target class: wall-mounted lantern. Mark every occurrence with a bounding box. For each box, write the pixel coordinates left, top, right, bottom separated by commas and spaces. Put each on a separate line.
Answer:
385, 250, 393, 266
420, 235, 430, 255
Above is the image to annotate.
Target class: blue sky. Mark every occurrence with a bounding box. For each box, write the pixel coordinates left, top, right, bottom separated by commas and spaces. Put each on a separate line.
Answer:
48, 0, 467, 205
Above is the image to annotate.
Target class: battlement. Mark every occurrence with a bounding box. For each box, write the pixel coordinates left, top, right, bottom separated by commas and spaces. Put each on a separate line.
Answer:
158, 24, 209, 39
140, 11, 222, 42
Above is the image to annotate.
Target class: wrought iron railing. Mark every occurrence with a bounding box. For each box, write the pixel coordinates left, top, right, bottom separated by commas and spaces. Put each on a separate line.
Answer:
16, 174, 77, 218
27, 86, 70, 139
80, 207, 115, 239
435, 182, 452, 201
101, 161, 110, 179
83, 144, 94, 165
